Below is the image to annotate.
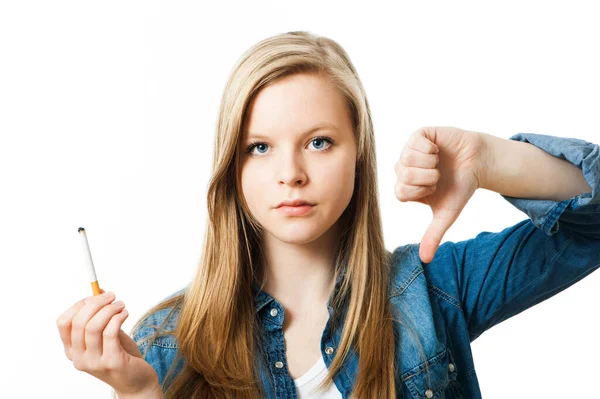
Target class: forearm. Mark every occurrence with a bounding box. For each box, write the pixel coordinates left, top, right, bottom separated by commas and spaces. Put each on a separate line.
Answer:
478, 132, 592, 202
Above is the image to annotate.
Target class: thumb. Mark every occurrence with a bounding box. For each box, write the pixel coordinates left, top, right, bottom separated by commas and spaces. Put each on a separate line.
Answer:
419, 216, 452, 263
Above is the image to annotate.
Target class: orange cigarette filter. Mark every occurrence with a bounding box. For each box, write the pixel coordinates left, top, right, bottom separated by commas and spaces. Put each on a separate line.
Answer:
78, 227, 102, 295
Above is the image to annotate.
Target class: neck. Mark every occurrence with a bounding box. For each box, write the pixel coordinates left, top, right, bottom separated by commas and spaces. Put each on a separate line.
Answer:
260, 222, 341, 318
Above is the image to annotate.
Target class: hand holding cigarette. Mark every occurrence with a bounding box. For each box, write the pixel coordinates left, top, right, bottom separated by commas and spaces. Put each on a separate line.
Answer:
55, 228, 164, 398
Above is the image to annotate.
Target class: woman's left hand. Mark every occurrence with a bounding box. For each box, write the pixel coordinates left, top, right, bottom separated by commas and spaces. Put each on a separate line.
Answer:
394, 126, 488, 263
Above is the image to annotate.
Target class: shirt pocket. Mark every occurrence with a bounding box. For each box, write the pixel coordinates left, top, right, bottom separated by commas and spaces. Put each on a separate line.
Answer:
402, 347, 462, 399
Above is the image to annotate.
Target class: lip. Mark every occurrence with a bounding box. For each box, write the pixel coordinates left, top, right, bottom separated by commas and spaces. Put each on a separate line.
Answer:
276, 204, 315, 216
275, 199, 315, 208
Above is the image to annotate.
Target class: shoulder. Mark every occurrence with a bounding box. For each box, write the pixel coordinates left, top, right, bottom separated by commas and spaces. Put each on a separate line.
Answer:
388, 242, 462, 308
131, 287, 187, 349
388, 243, 424, 297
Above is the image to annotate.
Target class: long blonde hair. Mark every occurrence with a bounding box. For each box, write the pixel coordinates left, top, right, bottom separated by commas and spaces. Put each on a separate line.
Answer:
124, 30, 398, 398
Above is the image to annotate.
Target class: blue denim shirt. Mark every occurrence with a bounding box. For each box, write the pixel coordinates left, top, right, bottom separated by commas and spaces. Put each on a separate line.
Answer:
133, 133, 600, 398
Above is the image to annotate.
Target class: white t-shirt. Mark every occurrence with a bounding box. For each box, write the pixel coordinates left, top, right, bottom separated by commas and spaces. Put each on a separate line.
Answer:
293, 354, 343, 398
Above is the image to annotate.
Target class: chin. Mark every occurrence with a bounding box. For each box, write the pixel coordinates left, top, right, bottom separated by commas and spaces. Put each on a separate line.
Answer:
268, 223, 330, 245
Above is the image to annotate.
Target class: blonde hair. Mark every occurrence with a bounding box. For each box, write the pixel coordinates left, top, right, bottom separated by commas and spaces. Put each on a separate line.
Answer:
120, 30, 401, 398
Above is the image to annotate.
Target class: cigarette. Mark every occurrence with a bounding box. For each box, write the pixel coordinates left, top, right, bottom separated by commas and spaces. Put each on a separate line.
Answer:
78, 227, 102, 296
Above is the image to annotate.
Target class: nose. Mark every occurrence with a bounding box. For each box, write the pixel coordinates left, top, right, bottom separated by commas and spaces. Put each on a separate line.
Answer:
277, 149, 307, 186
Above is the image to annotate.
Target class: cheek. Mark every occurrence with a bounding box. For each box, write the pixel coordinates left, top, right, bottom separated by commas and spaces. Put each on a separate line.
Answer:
240, 166, 269, 211
316, 161, 356, 203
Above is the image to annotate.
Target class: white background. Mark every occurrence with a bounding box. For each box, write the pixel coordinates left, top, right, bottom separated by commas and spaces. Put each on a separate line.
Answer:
1, 1, 599, 398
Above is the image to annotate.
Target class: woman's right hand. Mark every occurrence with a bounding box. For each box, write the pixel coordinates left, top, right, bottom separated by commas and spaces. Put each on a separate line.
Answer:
56, 289, 162, 398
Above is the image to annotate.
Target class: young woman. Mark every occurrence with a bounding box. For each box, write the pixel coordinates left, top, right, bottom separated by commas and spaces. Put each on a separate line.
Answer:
56, 31, 599, 399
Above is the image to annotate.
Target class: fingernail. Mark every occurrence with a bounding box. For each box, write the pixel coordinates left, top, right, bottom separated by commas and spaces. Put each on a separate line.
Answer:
114, 300, 124, 307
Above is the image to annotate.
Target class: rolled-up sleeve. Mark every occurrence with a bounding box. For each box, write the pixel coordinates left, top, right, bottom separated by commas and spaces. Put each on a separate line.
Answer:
422, 133, 600, 342
500, 132, 599, 237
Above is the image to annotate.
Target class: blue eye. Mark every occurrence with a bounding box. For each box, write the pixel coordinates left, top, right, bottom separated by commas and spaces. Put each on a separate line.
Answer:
311, 138, 327, 150
244, 136, 334, 157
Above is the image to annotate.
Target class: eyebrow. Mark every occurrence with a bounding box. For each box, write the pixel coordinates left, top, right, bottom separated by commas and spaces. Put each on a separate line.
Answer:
245, 123, 340, 141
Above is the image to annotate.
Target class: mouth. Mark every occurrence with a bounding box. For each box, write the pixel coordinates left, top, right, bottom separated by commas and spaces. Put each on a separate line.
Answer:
276, 204, 315, 216
275, 199, 315, 208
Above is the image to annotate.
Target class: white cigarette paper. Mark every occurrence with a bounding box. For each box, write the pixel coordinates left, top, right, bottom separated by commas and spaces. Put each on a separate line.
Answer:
78, 227, 98, 284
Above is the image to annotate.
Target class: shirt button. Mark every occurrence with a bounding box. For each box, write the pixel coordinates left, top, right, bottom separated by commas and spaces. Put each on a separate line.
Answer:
325, 346, 334, 355
425, 389, 434, 398
270, 308, 278, 317
448, 363, 455, 372
275, 361, 284, 368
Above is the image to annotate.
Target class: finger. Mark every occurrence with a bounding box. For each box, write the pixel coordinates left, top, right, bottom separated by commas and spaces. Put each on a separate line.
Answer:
419, 225, 442, 263
84, 300, 126, 359
395, 183, 436, 202
71, 291, 116, 354
56, 299, 87, 358
409, 130, 439, 154
420, 216, 455, 263
419, 240, 436, 264
399, 166, 441, 186
102, 308, 130, 358
400, 150, 439, 168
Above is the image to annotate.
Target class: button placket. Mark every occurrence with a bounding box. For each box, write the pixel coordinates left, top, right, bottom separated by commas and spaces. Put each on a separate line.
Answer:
260, 301, 287, 377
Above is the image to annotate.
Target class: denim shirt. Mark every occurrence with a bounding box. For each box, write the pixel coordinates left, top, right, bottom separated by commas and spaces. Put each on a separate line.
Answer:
132, 133, 600, 398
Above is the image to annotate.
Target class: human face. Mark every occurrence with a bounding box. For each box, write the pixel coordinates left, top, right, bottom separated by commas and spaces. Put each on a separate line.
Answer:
240, 72, 357, 245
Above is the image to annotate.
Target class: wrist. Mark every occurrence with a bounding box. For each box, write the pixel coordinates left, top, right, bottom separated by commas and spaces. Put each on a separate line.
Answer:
117, 384, 164, 399
474, 131, 498, 191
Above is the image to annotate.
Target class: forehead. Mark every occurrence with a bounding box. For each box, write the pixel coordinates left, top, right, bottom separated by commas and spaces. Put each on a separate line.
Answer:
243, 72, 352, 140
